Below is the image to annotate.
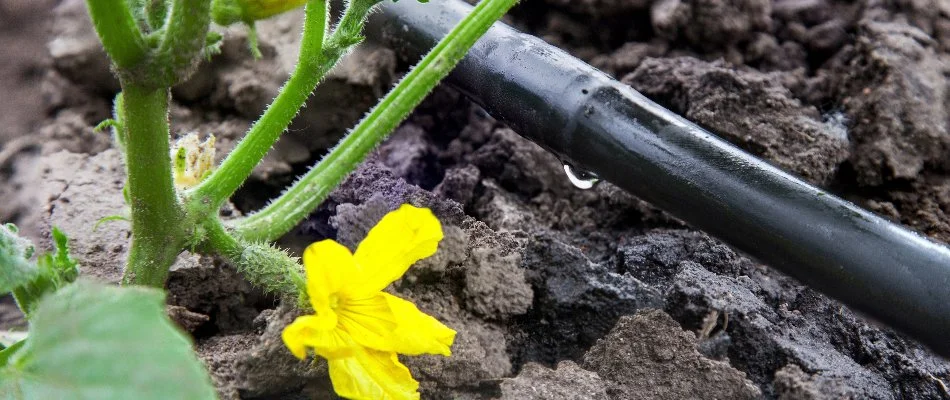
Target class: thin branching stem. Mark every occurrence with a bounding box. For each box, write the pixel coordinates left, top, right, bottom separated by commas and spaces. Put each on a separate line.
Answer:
232, 0, 520, 242
155, 0, 213, 86
190, 0, 330, 208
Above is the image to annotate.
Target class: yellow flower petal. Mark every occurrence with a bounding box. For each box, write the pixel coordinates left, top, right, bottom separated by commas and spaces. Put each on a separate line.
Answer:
337, 294, 399, 351
282, 315, 314, 359
350, 205, 443, 295
328, 348, 420, 400
303, 240, 360, 311
335, 293, 455, 356
282, 315, 358, 360
383, 293, 456, 357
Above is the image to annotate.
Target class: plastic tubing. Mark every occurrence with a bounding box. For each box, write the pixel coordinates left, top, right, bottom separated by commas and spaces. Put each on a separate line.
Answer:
364, 0, 950, 357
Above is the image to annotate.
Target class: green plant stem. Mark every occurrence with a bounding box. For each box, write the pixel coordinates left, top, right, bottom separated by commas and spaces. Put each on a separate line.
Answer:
85, 0, 148, 69
325, 0, 381, 49
202, 219, 305, 301
202, 220, 241, 260
232, 0, 520, 242
145, 0, 170, 31
155, 0, 212, 86
190, 0, 330, 209
121, 85, 186, 287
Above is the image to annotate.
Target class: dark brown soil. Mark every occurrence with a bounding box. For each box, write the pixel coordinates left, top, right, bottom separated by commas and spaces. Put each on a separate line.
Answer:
1, 0, 949, 399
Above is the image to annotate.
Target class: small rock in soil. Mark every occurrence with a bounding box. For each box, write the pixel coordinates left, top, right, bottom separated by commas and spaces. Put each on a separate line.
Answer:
619, 229, 750, 288
473, 179, 540, 232
499, 361, 608, 400
583, 309, 761, 400
166, 305, 210, 334
329, 194, 394, 250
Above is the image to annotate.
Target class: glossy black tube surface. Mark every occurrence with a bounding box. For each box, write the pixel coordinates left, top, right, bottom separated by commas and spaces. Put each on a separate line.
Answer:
365, 0, 950, 357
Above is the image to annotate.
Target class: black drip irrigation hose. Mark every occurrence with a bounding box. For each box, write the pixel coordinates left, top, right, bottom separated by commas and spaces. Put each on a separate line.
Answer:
364, 0, 950, 357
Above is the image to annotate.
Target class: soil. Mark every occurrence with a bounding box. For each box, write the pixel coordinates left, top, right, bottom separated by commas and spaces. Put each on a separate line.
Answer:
2, 0, 950, 399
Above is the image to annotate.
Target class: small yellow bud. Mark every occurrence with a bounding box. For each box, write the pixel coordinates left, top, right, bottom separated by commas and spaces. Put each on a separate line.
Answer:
171, 133, 216, 189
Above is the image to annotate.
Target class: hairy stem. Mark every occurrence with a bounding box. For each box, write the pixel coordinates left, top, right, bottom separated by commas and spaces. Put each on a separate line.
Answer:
154, 0, 212, 86
120, 85, 186, 287
190, 0, 330, 208
232, 0, 520, 242
85, 0, 148, 69
202, 219, 305, 301
325, 0, 381, 49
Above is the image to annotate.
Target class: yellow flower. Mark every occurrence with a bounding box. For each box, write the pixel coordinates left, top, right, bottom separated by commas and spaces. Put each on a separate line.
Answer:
282, 204, 457, 400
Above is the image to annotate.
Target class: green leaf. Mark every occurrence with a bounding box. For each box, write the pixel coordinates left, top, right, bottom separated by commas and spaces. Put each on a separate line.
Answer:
0, 280, 217, 400
0, 341, 24, 367
35, 228, 79, 286
0, 224, 38, 295
4, 226, 80, 317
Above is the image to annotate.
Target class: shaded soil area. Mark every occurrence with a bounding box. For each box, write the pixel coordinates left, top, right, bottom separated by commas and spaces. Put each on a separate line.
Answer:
1, 0, 949, 399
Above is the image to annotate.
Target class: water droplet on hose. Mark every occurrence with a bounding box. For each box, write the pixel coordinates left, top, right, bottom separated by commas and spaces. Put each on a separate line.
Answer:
563, 164, 600, 189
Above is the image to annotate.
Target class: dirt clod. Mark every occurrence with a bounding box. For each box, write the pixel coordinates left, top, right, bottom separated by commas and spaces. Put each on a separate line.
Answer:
462, 247, 533, 319
40, 149, 129, 282
823, 21, 950, 186
499, 361, 608, 400
167, 305, 211, 333
583, 309, 761, 400
625, 57, 850, 185
651, 0, 772, 48
513, 233, 664, 364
